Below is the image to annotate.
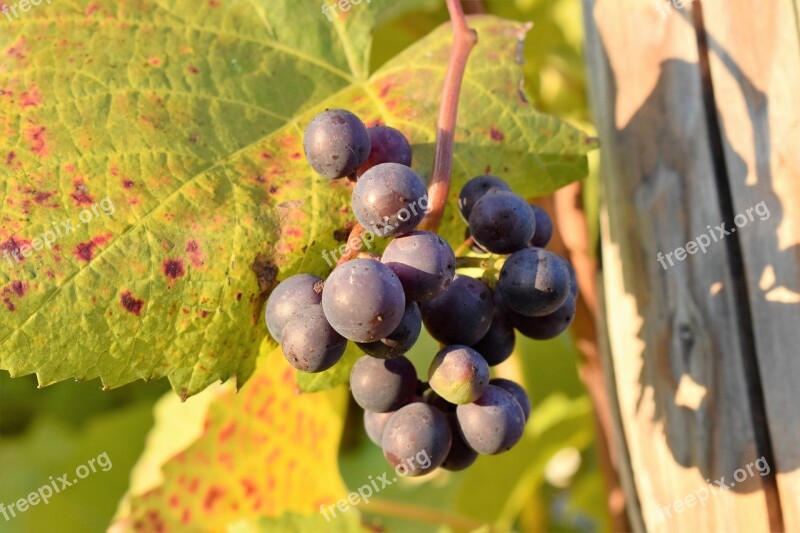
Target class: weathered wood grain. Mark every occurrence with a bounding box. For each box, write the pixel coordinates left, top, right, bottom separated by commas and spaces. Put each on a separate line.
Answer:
701, 1, 800, 528
581, 0, 792, 529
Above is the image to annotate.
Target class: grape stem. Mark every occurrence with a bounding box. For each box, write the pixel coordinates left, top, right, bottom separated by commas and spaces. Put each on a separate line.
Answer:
422, 0, 478, 232
336, 1, 477, 267
335, 224, 366, 266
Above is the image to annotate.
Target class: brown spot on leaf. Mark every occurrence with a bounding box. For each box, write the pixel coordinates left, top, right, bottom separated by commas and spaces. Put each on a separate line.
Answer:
187, 65, 199, 74
186, 239, 204, 267
10, 280, 26, 296
203, 487, 225, 512
71, 179, 94, 206
20, 84, 42, 108
33, 190, 55, 204
120, 291, 144, 315
122, 179, 134, 188
252, 254, 278, 293
0, 237, 30, 263
162, 259, 186, 279
25, 126, 48, 157
5, 151, 15, 165
74, 242, 95, 262
490, 127, 505, 142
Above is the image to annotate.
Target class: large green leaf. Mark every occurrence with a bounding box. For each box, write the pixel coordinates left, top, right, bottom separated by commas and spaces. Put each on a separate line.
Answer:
0, 0, 594, 398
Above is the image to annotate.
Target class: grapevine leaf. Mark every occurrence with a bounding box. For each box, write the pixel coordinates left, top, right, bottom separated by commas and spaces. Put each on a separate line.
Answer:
0, 0, 593, 398
111, 349, 351, 531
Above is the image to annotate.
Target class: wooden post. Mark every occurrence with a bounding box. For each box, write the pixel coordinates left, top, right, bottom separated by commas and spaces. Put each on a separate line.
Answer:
582, 0, 800, 530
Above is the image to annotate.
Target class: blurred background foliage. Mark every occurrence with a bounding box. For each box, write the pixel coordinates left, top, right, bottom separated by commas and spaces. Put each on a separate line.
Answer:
0, 0, 604, 531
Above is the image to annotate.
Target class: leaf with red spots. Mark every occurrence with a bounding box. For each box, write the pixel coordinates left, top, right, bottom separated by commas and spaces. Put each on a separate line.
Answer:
111, 349, 355, 531
0, 0, 593, 399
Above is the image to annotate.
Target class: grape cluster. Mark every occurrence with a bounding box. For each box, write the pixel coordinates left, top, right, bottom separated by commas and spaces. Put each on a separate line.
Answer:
266, 109, 578, 476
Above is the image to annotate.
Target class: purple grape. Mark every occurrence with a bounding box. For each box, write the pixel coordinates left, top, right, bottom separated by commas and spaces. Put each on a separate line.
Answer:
356, 301, 421, 358
442, 413, 478, 471
280, 305, 346, 373
528, 204, 553, 248
265, 273, 323, 343
498, 248, 571, 317
303, 109, 370, 179
358, 125, 412, 176
468, 190, 536, 254
364, 410, 395, 446
322, 258, 406, 342
489, 378, 531, 421
382, 402, 452, 476
509, 295, 575, 340
471, 291, 515, 366
381, 231, 456, 301
350, 355, 417, 413
458, 175, 511, 221
420, 276, 494, 345
428, 345, 489, 405
456, 385, 525, 454
352, 163, 427, 237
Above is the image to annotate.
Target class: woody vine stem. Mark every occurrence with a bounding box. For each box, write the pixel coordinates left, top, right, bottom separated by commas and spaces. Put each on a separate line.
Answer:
335, 0, 477, 266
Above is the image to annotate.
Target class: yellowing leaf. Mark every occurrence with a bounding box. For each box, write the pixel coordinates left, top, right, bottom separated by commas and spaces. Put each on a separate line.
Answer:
111, 349, 349, 531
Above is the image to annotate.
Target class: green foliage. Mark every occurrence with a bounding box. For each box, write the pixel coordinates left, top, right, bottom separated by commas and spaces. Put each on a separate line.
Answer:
0, 378, 159, 533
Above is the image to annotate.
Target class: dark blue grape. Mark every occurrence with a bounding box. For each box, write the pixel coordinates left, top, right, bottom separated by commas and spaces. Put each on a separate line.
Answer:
490, 378, 531, 421
528, 204, 553, 248
428, 345, 489, 405
442, 413, 478, 471
420, 276, 494, 345
364, 410, 395, 446
456, 385, 525, 454
498, 248, 571, 317
322, 258, 406, 342
471, 291, 515, 366
356, 301, 421, 358
381, 231, 456, 301
464, 227, 489, 253
303, 109, 370, 179
280, 305, 346, 373
265, 273, 323, 343
358, 125, 412, 176
469, 190, 535, 254
509, 295, 575, 340
458, 175, 511, 221
350, 355, 417, 413
352, 163, 427, 237
382, 402, 452, 476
